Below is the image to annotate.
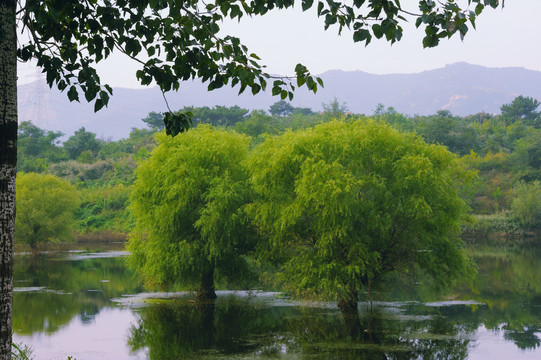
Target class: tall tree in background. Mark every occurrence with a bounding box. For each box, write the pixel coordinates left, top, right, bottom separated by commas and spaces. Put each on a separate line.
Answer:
182, 105, 250, 126
0, 0, 502, 357
63, 127, 102, 160
141, 112, 165, 131
17, 122, 65, 172
269, 101, 295, 117
501, 96, 541, 127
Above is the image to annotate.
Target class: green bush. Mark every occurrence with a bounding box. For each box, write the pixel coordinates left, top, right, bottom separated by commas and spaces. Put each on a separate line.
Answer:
75, 184, 133, 234
511, 181, 541, 232
15, 173, 81, 248
464, 212, 522, 236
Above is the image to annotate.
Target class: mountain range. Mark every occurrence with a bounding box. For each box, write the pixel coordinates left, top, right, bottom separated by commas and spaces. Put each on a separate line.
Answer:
17, 62, 541, 140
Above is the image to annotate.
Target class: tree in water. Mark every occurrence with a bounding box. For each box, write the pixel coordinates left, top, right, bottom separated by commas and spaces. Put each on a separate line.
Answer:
247, 120, 475, 314
127, 126, 256, 300
0, 0, 504, 357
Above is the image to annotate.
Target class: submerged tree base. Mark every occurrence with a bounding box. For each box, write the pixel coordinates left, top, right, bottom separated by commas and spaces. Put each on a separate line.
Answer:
338, 298, 358, 313
195, 269, 217, 301
195, 288, 217, 301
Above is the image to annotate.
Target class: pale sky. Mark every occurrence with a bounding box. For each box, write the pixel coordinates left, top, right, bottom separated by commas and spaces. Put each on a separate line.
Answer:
18, 1, 541, 88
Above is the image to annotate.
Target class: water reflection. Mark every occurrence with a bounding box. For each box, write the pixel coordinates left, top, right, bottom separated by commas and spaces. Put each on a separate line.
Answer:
13, 251, 142, 334
11, 242, 541, 359
127, 295, 475, 360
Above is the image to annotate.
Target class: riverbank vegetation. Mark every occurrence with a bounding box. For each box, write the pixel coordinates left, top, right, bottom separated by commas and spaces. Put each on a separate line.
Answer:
14, 97, 541, 301
16, 96, 541, 241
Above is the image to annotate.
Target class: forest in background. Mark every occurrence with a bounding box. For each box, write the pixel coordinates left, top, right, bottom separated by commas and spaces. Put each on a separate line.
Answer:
14, 95, 541, 248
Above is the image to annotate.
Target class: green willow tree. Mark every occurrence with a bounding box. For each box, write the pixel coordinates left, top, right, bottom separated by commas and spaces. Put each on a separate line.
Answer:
0, 0, 501, 357
127, 126, 256, 299
247, 120, 475, 312
15, 173, 80, 249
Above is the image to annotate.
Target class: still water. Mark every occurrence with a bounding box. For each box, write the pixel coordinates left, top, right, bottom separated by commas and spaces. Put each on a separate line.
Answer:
12, 242, 541, 360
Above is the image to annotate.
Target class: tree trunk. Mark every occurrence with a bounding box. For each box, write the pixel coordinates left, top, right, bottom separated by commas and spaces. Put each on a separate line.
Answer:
338, 295, 362, 339
195, 300, 216, 344
337, 284, 362, 338
195, 267, 217, 301
337, 282, 359, 313
337, 297, 358, 313
0, 1, 17, 359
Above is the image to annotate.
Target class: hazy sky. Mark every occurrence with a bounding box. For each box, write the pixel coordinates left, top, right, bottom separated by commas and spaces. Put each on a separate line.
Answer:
18, 1, 541, 88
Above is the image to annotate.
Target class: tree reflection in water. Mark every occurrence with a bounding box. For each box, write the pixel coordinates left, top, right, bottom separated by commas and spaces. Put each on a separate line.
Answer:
13, 253, 142, 334
127, 295, 475, 360
11, 243, 541, 358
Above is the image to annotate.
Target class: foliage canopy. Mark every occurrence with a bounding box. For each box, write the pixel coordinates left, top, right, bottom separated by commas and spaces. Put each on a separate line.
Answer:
127, 126, 255, 297
511, 181, 541, 232
9, 0, 501, 133
247, 120, 475, 307
0, 0, 505, 357
15, 173, 80, 248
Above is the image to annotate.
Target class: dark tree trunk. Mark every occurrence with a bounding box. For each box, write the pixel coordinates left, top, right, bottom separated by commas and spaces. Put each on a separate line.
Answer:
338, 295, 362, 339
337, 283, 362, 338
195, 300, 216, 344
337, 282, 359, 313
337, 296, 358, 313
195, 267, 217, 301
0, 1, 17, 359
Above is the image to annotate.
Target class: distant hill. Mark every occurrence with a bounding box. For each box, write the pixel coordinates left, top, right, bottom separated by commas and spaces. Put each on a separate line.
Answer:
18, 62, 541, 139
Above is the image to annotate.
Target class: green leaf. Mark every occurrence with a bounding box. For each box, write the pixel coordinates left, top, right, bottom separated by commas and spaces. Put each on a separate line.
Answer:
302, 0, 314, 11
353, 29, 370, 43
94, 99, 104, 112
317, 1, 324, 16
372, 24, 383, 39
67, 86, 79, 102
475, 3, 484, 15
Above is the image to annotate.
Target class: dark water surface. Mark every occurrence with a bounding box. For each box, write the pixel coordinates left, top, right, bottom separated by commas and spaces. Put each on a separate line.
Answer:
12, 242, 541, 359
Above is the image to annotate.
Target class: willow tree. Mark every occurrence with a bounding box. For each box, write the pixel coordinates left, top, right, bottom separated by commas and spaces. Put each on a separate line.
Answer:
15, 173, 80, 249
128, 126, 255, 299
247, 120, 475, 312
1, 0, 501, 357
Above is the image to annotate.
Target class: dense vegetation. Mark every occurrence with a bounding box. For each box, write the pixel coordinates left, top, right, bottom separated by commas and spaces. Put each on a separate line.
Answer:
13, 96, 541, 304
246, 120, 474, 309
128, 127, 256, 299
16, 96, 541, 241
15, 173, 80, 249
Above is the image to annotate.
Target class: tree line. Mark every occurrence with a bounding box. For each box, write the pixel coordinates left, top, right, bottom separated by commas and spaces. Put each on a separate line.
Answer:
16, 96, 541, 248
14, 94, 540, 310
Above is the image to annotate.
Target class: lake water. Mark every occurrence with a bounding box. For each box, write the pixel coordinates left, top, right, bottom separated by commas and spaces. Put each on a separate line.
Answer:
12, 242, 541, 359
